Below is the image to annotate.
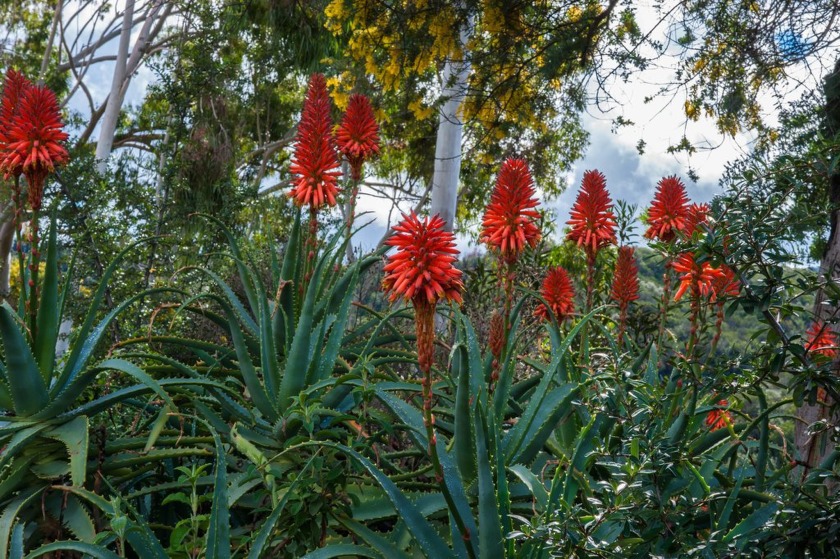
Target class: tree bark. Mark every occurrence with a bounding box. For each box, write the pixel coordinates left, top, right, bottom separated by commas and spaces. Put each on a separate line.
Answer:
795, 58, 840, 481
429, 11, 472, 232
95, 0, 135, 173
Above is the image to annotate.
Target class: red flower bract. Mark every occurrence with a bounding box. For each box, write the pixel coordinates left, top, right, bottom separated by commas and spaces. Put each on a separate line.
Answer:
611, 246, 640, 309
382, 212, 463, 307
644, 176, 690, 242
805, 322, 839, 360
1, 83, 68, 210
336, 93, 379, 181
289, 73, 342, 209
706, 400, 731, 431
534, 266, 575, 322
672, 253, 726, 302
683, 202, 710, 238
481, 158, 541, 263
566, 169, 617, 259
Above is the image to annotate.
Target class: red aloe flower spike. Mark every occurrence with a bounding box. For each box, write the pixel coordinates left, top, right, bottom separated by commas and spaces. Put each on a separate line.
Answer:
3, 84, 69, 211
683, 202, 710, 238
611, 246, 639, 345
672, 253, 727, 302
0, 69, 34, 179
382, 212, 464, 309
289, 73, 342, 209
534, 266, 576, 323
706, 399, 732, 431
644, 175, 690, 242
480, 158, 541, 264
336, 93, 380, 181
805, 322, 839, 360
711, 264, 740, 299
566, 169, 617, 260
382, 212, 463, 472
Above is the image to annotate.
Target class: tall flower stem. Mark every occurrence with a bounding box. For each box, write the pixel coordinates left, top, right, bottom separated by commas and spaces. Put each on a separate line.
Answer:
345, 176, 359, 258
490, 261, 515, 394
28, 206, 40, 339
656, 258, 673, 351
585, 253, 596, 313
302, 207, 318, 296
415, 300, 475, 556
11, 176, 25, 305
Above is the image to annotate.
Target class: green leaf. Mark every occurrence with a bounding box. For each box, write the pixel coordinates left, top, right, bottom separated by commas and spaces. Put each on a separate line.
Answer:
312, 442, 455, 559
476, 406, 503, 559
0, 487, 42, 559
34, 216, 59, 382
23, 541, 121, 559
62, 496, 96, 543
0, 304, 48, 416
299, 545, 381, 559
206, 431, 231, 559
723, 502, 779, 545
44, 416, 88, 487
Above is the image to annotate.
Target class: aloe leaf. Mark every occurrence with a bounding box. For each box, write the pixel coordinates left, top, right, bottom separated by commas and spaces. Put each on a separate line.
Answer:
44, 416, 88, 487
193, 213, 260, 316
502, 308, 598, 464
183, 266, 258, 335
0, 486, 42, 559
337, 518, 406, 559
508, 382, 577, 465
23, 542, 121, 559
34, 216, 59, 382
313, 264, 361, 384
55, 238, 155, 394
206, 431, 231, 559
508, 465, 548, 510
62, 496, 96, 543
55, 287, 176, 397
453, 342, 476, 483
277, 264, 319, 408
311, 442, 455, 559
0, 304, 48, 416
476, 406, 504, 559
300, 546, 381, 559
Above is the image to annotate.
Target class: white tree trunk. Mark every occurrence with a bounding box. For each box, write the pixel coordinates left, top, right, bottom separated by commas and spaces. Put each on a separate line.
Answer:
429, 15, 472, 232
95, 0, 135, 173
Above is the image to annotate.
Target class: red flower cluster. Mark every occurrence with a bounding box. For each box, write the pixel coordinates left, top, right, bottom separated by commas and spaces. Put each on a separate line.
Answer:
711, 264, 740, 299
534, 266, 575, 322
611, 246, 640, 310
644, 176, 690, 242
805, 322, 839, 360
0, 70, 68, 210
566, 169, 616, 259
382, 212, 463, 307
289, 74, 342, 209
481, 158, 541, 263
706, 400, 732, 431
672, 253, 726, 302
336, 93, 379, 181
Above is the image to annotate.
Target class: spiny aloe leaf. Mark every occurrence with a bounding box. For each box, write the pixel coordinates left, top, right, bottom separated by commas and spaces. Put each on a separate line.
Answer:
206, 431, 231, 559
34, 216, 59, 382
312, 442, 455, 559
0, 304, 48, 416
0, 486, 42, 559
44, 416, 88, 487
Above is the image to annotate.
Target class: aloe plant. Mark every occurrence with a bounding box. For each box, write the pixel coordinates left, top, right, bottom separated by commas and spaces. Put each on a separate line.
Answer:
0, 218, 226, 556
